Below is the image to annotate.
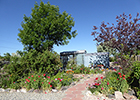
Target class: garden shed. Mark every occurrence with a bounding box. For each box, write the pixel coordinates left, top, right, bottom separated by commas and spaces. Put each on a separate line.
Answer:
60, 50, 110, 69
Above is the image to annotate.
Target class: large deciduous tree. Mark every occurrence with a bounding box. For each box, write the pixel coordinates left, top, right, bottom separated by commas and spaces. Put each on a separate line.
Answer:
18, 1, 77, 52
92, 13, 140, 74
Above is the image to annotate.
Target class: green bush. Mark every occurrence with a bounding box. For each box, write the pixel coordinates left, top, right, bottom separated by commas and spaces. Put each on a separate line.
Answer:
74, 64, 90, 74
0, 49, 62, 89
88, 70, 129, 96
127, 61, 140, 99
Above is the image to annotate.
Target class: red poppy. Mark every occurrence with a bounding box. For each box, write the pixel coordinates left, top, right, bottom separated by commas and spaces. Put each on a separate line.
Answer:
58, 78, 60, 80
43, 74, 46, 76
13, 82, 15, 83
71, 67, 73, 69
50, 85, 52, 87
47, 76, 50, 79
120, 75, 122, 78
114, 69, 117, 71
31, 75, 33, 77
28, 77, 30, 78
81, 68, 82, 70
123, 77, 125, 80
45, 92, 47, 94
26, 79, 28, 81
59, 80, 62, 82
42, 82, 43, 84
107, 82, 109, 85
117, 79, 119, 80
28, 80, 30, 82
95, 77, 98, 80
100, 77, 103, 79
38, 75, 40, 78
34, 80, 36, 81
48, 82, 50, 84
118, 72, 121, 75
123, 75, 125, 77
95, 83, 98, 86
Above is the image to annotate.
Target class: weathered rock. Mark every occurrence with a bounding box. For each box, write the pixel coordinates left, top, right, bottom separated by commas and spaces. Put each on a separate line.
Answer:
86, 91, 92, 96
20, 88, 27, 93
5, 88, 10, 92
108, 94, 115, 99
16, 89, 20, 92
33, 89, 40, 93
28, 89, 34, 93
10, 89, 16, 93
128, 89, 135, 95
61, 86, 69, 91
0, 88, 5, 92
52, 89, 58, 93
115, 91, 125, 100
70, 82, 76, 86
123, 93, 138, 100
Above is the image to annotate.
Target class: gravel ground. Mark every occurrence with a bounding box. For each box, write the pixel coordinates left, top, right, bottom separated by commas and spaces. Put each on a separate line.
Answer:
0, 92, 66, 100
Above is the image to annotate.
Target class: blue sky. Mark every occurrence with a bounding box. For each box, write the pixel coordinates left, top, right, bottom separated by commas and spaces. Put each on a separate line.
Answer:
0, 0, 140, 56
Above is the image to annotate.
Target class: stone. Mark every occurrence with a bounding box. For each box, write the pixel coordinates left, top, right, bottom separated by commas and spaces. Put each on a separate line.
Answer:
10, 89, 16, 93
70, 82, 76, 86
123, 93, 131, 99
28, 89, 34, 93
61, 86, 69, 91
86, 91, 92, 96
20, 88, 27, 93
52, 89, 58, 93
33, 89, 40, 93
0, 88, 5, 92
115, 91, 125, 100
108, 94, 115, 99
128, 89, 135, 95
17, 89, 20, 92
5, 88, 11, 92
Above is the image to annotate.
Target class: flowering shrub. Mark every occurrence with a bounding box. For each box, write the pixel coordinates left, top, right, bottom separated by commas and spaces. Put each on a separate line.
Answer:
74, 64, 91, 74
88, 70, 129, 96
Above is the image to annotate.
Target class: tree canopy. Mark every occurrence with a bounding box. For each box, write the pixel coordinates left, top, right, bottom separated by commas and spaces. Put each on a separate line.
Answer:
92, 13, 140, 57
92, 13, 140, 74
18, 1, 77, 52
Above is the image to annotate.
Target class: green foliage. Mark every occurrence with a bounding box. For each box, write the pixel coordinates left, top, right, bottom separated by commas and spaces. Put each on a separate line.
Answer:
74, 64, 91, 74
88, 70, 129, 96
132, 61, 140, 80
0, 49, 62, 89
3, 53, 11, 61
127, 61, 140, 99
66, 57, 77, 70
18, 1, 77, 52
97, 41, 117, 56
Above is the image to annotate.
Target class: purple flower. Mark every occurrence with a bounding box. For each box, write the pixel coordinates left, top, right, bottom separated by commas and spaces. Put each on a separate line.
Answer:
55, 78, 57, 80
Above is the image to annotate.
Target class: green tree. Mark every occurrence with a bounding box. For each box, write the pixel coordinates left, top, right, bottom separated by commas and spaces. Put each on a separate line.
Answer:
18, 1, 77, 52
97, 42, 117, 56
3, 53, 11, 61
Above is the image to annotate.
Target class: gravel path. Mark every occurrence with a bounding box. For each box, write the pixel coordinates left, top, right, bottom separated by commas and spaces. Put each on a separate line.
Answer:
0, 92, 66, 100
